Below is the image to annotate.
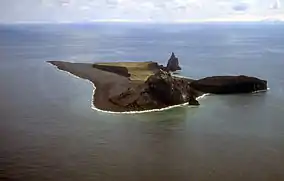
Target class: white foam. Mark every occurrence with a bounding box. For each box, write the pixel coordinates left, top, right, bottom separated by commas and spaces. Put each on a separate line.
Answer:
171, 74, 194, 79
90, 84, 209, 114
252, 88, 270, 94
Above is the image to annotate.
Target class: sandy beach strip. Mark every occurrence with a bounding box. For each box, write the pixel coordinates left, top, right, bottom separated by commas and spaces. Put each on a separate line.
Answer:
48, 61, 137, 112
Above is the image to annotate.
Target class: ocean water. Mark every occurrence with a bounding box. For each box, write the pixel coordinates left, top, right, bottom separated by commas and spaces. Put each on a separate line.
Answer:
1, 22, 284, 181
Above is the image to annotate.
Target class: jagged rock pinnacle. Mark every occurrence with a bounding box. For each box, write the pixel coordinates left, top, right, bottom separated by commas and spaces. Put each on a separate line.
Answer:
166, 52, 181, 72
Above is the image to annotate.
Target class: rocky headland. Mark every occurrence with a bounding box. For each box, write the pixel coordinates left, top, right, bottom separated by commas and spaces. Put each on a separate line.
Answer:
48, 53, 267, 113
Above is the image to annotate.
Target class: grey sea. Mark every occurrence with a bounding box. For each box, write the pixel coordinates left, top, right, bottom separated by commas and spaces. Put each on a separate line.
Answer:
1, 22, 284, 181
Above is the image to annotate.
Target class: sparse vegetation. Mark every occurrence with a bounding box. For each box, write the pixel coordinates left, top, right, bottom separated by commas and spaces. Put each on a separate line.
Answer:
93, 62, 161, 81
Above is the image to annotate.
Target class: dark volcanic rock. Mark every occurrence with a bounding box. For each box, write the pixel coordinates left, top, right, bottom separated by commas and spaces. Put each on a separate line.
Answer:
109, 70, 199, 111
190, 75, 267, 94
109, 84, 161, 111
146, 70, 196, 105
188, 96, 200, 106
165, 52, 181, 72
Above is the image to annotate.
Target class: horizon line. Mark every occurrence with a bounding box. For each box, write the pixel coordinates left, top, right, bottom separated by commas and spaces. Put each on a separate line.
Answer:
1, 17, 283, 25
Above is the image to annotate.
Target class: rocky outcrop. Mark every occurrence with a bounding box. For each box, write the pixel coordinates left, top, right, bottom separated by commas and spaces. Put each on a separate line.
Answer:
190, 75, 267, 94
109, 70, 199, 111
146, 70, 198, 105
165, 52, 181, 72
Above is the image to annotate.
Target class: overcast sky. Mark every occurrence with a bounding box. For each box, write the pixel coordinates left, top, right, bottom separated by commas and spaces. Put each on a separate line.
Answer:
1, 0, 283, 23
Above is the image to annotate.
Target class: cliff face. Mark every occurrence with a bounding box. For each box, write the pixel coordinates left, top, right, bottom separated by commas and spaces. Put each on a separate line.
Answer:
146, 70, 198, 105
190, 75, 268, 94
109, 70, 199, 111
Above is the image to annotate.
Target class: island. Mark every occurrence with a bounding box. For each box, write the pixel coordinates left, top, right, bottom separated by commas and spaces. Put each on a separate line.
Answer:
48, 53, 268, 113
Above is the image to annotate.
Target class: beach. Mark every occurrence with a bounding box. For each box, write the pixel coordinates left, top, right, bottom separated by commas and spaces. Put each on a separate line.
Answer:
48, 61, 135, 112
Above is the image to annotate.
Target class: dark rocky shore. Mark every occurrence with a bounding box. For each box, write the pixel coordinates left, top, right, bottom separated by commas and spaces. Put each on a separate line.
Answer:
48, 53, 267, 112
109, 70, 200, 111
190, 75, 268, 94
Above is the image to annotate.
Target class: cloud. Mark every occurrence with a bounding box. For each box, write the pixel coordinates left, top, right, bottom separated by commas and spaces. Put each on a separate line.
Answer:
270, 0, 281, 9
0, 0, 284, 23
232, 2, 249, 11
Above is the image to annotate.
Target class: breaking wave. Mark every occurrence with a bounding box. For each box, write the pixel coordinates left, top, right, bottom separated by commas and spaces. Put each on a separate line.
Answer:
252, 87, 270, 94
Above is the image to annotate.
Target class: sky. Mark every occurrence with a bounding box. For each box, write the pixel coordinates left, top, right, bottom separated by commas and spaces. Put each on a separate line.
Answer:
1, 0, 284, 23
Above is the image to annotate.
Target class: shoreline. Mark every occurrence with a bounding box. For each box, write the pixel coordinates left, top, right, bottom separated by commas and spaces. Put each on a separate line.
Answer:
90, 82, 209, 114
48, 60, 200, 113
48, 60, 205, 114
48, 61, 135, 112
48, 61, 269, 114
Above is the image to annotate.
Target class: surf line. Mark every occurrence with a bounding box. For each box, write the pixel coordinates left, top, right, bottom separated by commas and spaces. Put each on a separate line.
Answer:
90, 83, 209, 115
90, 84, 270, 114
51, 65, 268, 114
50, 63, 206, 115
